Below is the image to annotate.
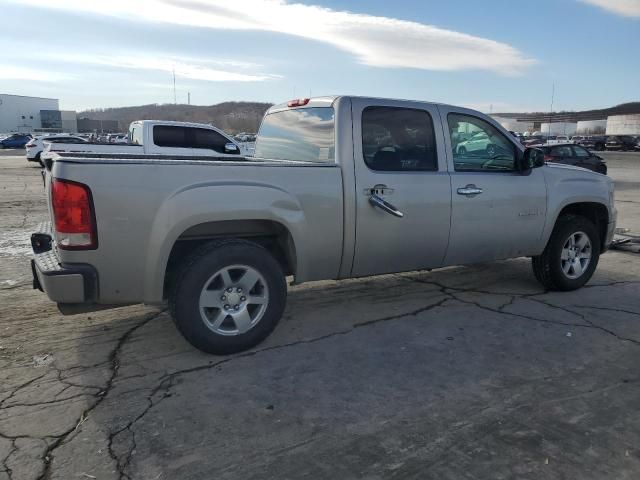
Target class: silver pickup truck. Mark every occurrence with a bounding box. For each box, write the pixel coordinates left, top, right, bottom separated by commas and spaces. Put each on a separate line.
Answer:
31, 96, 617, 354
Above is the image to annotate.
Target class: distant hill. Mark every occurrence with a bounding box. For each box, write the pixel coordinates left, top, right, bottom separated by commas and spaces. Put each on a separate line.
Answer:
494, 102, 640, 123
78, 101, 273, 134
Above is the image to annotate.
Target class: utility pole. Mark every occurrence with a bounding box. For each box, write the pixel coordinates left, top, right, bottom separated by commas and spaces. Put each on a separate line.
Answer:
173, 67, 177, 104
188, 91, 191, 105
548, 82, 555, 137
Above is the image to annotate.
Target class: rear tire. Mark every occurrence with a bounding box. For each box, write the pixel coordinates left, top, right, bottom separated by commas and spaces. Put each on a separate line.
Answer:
170, 239, 287, 355
532, 215, 600, 291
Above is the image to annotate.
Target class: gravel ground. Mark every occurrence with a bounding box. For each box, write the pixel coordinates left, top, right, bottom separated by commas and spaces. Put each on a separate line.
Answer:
0, 150, 639, 480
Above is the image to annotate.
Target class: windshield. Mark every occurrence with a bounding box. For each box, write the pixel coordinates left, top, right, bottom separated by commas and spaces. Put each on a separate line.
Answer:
254, 107, 335, 163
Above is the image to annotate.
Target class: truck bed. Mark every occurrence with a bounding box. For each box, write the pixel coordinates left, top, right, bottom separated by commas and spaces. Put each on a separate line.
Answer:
47, 151, 325, 167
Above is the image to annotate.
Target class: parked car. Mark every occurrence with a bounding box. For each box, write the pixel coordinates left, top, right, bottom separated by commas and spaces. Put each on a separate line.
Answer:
42, 120, 246, 160
605, 135, 637, 151
522, 135, 546, 147
26, 135, 87, 164
31, 96, 616, 355
577, 135, 607, 151
546, 135, 571, 145
455, 130, 510, 157
1, 133, 32, 149
540, 144, 607, 174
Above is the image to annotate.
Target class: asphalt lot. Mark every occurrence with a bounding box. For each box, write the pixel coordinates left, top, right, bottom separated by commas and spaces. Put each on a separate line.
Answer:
0, 149, 639, 479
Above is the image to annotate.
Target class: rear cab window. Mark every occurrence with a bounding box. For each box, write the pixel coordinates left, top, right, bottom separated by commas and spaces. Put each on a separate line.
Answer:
254, 107, 335, 162
361, 106, 438, 171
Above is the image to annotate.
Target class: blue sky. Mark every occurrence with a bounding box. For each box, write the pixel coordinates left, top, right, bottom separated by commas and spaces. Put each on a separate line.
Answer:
1, 0, 638, 112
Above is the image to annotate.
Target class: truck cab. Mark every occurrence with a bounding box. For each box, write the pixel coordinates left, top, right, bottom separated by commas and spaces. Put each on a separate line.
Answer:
128, 120, 246, 156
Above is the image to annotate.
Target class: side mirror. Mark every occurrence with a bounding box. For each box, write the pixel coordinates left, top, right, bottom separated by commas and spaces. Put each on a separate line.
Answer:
522, 147, 545, 170
224, 142, 239, 154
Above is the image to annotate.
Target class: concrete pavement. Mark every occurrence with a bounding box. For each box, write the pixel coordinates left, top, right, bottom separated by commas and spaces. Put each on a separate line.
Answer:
0, 151, 639, 479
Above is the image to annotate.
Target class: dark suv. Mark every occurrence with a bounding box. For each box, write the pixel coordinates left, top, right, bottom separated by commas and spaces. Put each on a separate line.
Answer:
577, 135, 606, 151
605, 135, 637, 151
541, 144, 607, 174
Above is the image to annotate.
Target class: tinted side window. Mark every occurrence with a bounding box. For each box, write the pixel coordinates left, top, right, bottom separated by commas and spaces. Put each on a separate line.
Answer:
572, 146, 590, 157
551, 145, 572, 156
153, 126, 189, 148
362, 107, 437, 171
193, 128, 231, 153
448, 114, 516, 172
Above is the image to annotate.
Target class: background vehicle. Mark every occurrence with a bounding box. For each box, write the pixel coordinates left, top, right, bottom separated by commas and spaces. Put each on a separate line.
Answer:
546, 135, 570, 145
43, 120, 245, 159
540, 143, 607, 174
31, 96, 616, 355
522, 135, 546, 147
26, 134, 87, 164
606, 135, 637, 151
576, 135, 607, 151
455, 130, 509, 157
1, 133, 32, 148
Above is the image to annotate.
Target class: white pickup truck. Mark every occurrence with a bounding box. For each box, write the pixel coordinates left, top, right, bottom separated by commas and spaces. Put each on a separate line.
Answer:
43, 120, 246, 159
31, 96, 616, 355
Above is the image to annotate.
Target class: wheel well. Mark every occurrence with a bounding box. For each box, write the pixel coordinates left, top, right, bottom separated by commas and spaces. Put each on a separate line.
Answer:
163, 220, 296, 299
557, 202, 608, 252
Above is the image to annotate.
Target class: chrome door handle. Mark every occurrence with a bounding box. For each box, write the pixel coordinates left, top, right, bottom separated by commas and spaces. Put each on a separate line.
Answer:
369, 194, 404, 218
457, 184, 483, 197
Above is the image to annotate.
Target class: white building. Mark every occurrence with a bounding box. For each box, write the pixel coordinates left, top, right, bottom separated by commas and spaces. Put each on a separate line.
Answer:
0, 94, 59, 133
491, 116, 534, 133
606, 115, 640, 135
540, 122, 577, 136
576, 120, 607, 135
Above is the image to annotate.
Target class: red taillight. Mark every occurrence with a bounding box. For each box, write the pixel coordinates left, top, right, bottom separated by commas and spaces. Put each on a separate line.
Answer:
51, 178, 97, 250
287, 98, 310, 107
544, 154, 553, 162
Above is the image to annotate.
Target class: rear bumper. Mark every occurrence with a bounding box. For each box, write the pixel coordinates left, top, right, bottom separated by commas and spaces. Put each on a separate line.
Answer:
31, 222, 97, 304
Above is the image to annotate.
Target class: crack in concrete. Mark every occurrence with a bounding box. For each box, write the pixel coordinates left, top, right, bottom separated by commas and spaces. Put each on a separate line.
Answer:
32, 310, 165, 480
0, 372, 49, 409
404, 275, 640, 347
1, 393, 96, 410
105, 296, 451, 478
5, 272, 638, 478
1, 439, 16, 480
526, 297, 640, 346
99, 275, 640, 476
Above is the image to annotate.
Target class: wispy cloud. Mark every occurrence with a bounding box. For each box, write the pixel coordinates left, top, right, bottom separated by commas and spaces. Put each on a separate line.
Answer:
54, 53, 279, 82
580, 0, 640, 17
17, 0, 536, 75
0, 66, 72, 82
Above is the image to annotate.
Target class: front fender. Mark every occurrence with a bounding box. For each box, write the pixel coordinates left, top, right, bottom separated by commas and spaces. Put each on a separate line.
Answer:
143, 181, 306, 302
541, 168, 612, 248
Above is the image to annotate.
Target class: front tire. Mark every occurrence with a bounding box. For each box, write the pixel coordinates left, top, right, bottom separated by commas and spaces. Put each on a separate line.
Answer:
170, 239, 287, 354
532, 215, 600, 291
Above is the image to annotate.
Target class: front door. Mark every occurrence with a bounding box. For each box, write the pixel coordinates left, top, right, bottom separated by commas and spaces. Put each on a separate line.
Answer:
441, 107, 547, 265
351, 99, 452, 277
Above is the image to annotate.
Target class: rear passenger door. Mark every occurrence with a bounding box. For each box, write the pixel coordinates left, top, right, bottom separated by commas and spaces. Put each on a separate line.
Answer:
150, 125, 194, 156
351, 99, 452, 277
